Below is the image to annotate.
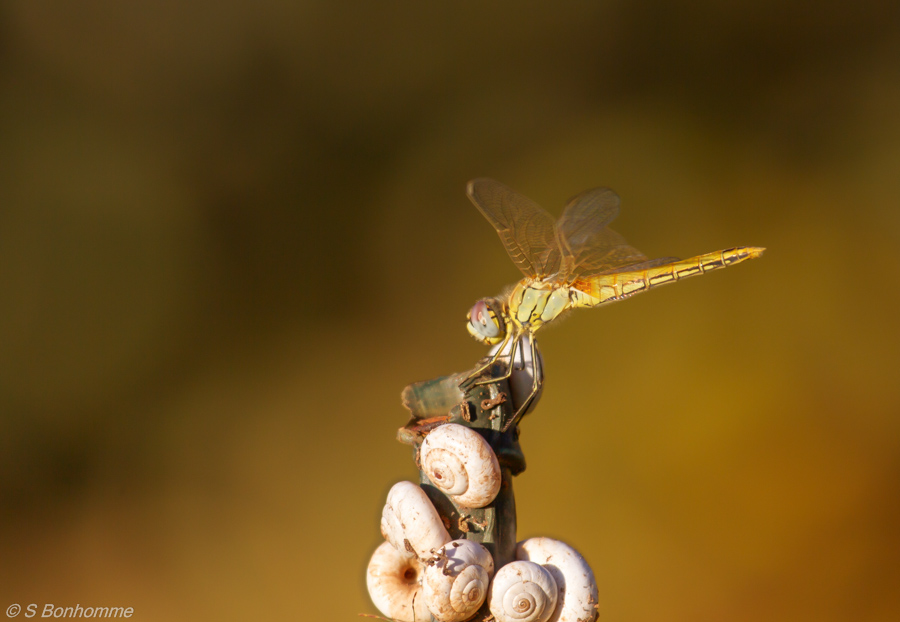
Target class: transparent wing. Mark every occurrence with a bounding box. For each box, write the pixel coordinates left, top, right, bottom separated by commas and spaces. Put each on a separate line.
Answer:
555, 187, 650, 280
596, 256, 680, 274
467, 178, 561, 279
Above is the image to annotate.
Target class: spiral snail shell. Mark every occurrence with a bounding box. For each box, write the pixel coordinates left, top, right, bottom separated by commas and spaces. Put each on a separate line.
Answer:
420, 423, 501, 508
366, 541, 435, 622
422, 539, 494, 622
516, 537, 598, 622
381, 481, 451, 559
488, 560, 558, 622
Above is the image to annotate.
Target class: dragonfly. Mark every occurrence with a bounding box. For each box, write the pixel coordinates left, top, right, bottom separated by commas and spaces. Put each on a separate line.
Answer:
460, 178, 764, 432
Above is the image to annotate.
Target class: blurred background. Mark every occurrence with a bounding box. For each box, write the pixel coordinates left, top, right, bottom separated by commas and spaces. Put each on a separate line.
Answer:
1, 1, 899, 621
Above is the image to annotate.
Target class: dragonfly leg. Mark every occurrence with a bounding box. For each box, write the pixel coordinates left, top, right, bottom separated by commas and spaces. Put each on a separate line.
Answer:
472, 333, 519, 386
459, 331, 513, 390
501, 336, 542, 433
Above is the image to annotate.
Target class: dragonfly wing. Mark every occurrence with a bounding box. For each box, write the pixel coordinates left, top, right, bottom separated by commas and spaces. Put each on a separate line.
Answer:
596, 256, 680, 274
555, 187, 649, 280
467, 178, 561, 279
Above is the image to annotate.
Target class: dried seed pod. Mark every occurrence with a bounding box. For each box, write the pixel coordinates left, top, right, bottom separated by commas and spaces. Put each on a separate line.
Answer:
422, 539, 494, 622
381, 481, 451, 559
420, 423, 501, 508
516, 537, 598, 622
488, 560, 558, 622
366, 541, 435, 622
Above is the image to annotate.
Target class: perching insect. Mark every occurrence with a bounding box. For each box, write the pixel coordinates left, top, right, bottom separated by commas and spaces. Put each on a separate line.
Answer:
461, 178, 764, 431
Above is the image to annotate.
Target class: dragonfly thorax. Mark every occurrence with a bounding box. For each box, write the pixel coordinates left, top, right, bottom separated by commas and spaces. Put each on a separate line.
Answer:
508, 280, 571, 332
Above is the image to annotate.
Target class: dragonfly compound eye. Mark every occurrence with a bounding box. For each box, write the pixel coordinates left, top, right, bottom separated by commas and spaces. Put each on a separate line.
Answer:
466, 299, 506, 345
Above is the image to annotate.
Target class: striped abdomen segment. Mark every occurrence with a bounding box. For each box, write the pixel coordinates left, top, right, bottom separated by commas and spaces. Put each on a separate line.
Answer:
570, 246, 765, 308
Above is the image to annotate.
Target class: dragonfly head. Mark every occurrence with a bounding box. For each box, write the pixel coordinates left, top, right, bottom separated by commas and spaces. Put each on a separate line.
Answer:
466, 298, 508, 345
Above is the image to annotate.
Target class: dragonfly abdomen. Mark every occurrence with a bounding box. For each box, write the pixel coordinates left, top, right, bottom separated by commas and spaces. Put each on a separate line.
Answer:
570, 246, 764, 308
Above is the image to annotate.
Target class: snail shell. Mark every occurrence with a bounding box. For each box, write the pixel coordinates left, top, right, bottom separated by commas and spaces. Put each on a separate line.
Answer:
366, 541, 435, 622
420, 423, 501, 508
488, 560, 558, 622
381, 481, 451, 559
422, 539, 494, 622
516, 537, 598, 622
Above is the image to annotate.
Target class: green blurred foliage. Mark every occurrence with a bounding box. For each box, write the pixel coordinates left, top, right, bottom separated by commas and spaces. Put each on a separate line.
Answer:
1, 1, 899, 620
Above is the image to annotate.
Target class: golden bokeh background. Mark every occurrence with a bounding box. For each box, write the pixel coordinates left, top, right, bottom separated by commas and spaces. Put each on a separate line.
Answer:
2, 2, 899, 621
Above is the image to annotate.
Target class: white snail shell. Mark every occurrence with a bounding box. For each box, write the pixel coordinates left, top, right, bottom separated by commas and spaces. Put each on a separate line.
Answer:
381, 481, 451, 559
366, 541, 435, 622
422, 539, 494, 622
488, 560, 558, 622
420, 423, 501, 508
516, 537, 598, 622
